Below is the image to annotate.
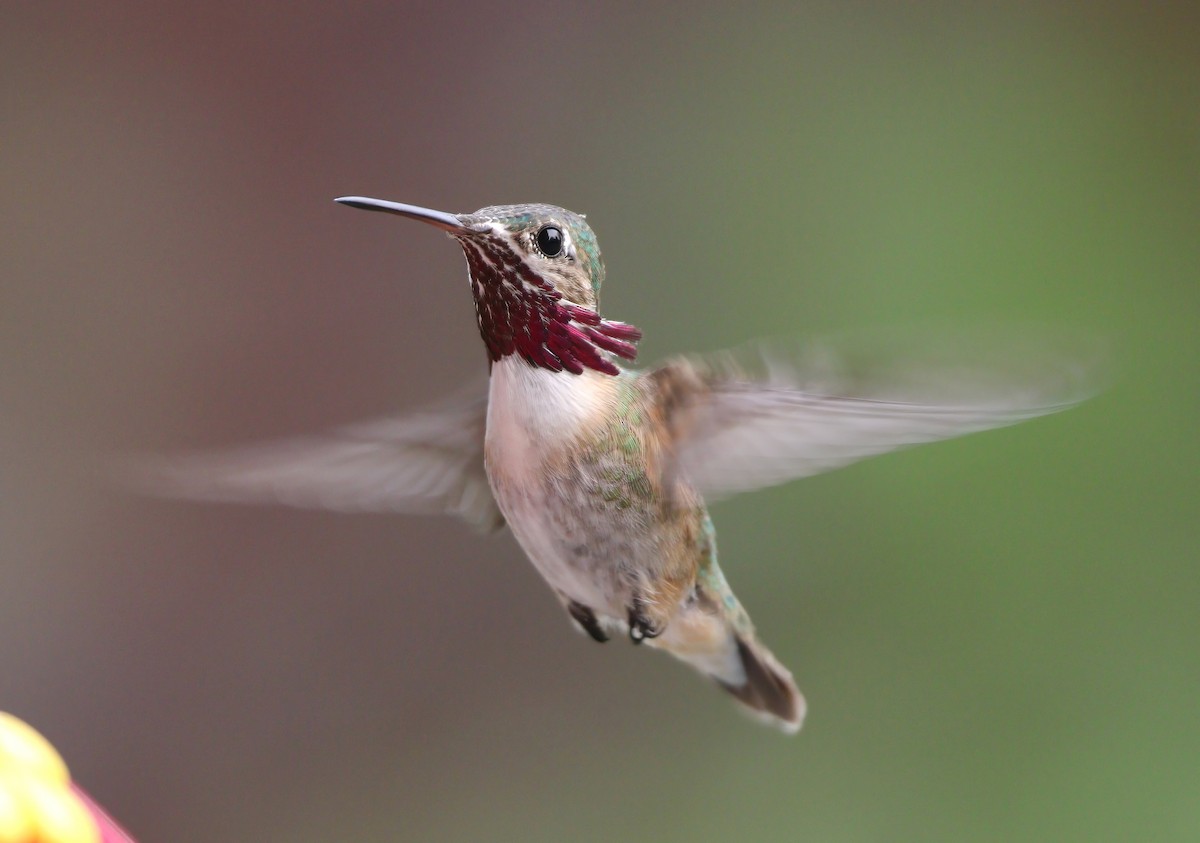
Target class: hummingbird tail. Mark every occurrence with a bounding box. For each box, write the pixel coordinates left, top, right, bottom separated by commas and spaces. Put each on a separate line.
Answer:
651, 559, 805, 733
652, 608, 805, 733
715, 633, 805, 734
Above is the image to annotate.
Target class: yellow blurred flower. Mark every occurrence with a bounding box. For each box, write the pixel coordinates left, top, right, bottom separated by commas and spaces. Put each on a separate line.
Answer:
0, 713, 70, 787
0, 713, 101, 843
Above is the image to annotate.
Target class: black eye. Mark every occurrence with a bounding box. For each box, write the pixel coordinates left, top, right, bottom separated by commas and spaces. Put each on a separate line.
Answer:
536, 225, 563, 257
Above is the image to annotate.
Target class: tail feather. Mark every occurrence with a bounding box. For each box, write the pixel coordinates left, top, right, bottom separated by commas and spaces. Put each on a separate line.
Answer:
717, 634, 806, 734
647, 554, 805, 733
651, 609, 805, 733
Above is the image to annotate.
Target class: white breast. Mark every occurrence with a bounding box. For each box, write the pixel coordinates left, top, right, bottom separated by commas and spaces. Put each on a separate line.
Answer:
485, 358, 606, 482
484, 357, 615, 607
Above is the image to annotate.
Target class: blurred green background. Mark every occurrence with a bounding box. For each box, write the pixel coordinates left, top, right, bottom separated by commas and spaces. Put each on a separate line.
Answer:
2, 3, 1197, 841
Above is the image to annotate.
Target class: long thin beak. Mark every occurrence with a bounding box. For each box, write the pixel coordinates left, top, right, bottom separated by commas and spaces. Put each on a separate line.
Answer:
334, 196, 476, 234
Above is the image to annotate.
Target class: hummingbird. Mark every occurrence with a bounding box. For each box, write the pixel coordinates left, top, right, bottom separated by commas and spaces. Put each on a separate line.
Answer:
140, 196, 1097, 733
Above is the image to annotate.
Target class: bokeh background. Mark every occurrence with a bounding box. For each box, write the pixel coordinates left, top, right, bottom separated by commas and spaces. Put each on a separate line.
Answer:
3, 3, 1198, 841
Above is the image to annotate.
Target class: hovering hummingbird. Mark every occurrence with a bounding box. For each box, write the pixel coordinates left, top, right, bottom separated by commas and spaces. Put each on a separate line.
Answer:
141, 196, 1097, 733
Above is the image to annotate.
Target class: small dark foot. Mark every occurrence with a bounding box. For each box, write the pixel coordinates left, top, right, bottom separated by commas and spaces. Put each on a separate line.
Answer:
627, 593, 663, 645
567, 600, 609, 643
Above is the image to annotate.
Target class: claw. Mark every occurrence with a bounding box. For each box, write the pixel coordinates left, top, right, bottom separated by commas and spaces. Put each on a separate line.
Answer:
627, 594, 662, 644
567, 600, 609, 643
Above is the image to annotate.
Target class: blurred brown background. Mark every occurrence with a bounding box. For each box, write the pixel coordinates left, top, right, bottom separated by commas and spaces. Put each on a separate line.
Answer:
2, 3, 1198, 842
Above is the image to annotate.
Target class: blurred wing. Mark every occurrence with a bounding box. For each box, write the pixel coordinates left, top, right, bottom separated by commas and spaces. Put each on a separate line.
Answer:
656, 330, 1104, 501
124, 382, 503, 532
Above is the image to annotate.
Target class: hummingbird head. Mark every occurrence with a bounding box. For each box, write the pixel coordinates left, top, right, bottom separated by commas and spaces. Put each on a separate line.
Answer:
336, 197, 641, 376
463, 203, 606, 309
